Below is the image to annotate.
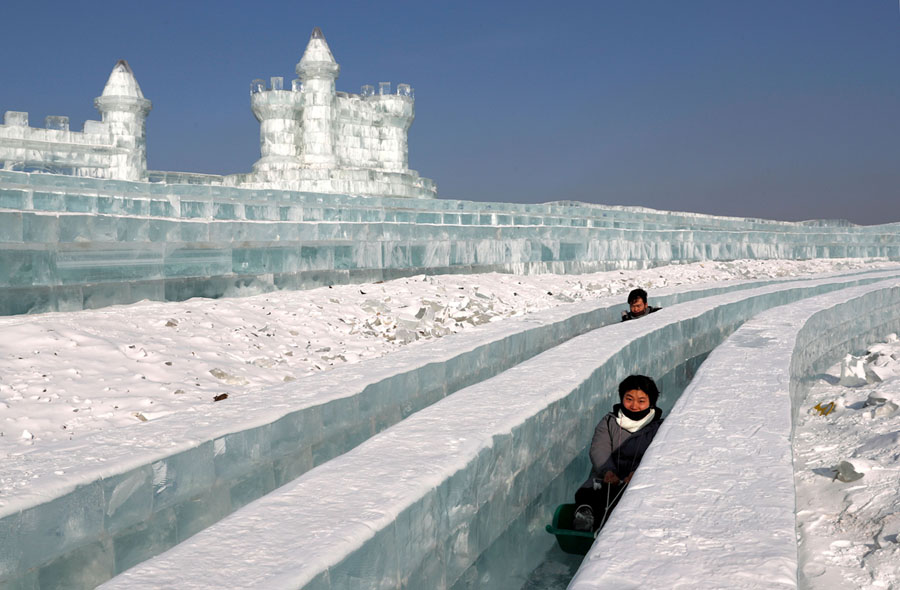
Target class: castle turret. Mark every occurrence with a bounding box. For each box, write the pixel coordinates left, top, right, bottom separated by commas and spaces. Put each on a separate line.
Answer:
296, 27, 339, 168
250, 75, 303, 176
371, 82, 415, 172
93, 60, 151, 181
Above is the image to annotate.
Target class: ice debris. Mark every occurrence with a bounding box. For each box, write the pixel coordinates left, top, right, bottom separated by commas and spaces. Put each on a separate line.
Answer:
831, 460, 864, 482
209, 368, 249, 385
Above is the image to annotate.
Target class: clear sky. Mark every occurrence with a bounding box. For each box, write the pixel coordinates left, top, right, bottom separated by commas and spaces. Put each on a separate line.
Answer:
1, 1, 898, 224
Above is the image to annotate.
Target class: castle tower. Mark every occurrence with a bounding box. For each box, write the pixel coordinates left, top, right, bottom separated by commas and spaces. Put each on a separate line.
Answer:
373, 83, 415, 172
93, 60, 151, 181
250, 75, 303, 176
296, 27, 339, 168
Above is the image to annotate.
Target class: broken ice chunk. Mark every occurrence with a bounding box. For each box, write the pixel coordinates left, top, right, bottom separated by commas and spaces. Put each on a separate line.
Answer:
866, 389, 899, 406
870, 400, 898, 418
209, 368, 249, 385
839, 354, 867, 387
831, 460, 864, 482
864, 362, 894, 383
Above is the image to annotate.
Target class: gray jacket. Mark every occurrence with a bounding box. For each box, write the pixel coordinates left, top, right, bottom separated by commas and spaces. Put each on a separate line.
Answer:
580, 405, 663, 489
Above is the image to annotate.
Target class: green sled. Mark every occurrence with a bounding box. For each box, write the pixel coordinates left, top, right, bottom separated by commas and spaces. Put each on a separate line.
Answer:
545, 503, 596, 556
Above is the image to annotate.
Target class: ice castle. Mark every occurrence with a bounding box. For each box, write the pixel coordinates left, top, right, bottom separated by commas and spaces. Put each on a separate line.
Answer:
0, 26, 899, 318
0, 28, 436, 199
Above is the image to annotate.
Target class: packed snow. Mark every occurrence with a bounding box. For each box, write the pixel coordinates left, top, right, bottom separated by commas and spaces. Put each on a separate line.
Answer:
794, 336, 900, 590
1, 258, 891, 455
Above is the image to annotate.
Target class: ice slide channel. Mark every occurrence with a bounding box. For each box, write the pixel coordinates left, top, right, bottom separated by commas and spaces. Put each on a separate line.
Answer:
99, 270, 900, 590
570, 278, 900, 590
3, 273, 864, 589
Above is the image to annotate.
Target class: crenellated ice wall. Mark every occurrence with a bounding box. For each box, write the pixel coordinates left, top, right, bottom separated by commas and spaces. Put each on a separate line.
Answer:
3, 269, 888, 590
0, 61, 151, 182
570, 280, 900, 590
2, 169, 900, 317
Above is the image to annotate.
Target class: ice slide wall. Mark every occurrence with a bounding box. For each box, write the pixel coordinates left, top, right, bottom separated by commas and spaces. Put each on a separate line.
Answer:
0, 274, 836, 589
97, 272, 900, 589
571, 280, 900, 590
3, 169, 900, 316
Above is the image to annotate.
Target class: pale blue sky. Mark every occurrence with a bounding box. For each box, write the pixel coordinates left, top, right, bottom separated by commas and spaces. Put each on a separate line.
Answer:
1, 1, 898, 224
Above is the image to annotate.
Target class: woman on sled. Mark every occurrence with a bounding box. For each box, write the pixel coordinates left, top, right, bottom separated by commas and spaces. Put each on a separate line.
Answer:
572, 374, 663, 532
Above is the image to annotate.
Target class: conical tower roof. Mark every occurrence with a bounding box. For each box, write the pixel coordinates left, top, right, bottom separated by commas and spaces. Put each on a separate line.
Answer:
296, 27, 340, 80
100, 60, 145, 99
95, 59, 151, 115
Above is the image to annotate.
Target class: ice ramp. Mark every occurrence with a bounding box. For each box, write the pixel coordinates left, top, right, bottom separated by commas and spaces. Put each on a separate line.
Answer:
97, 271, 900, 590
570, 279, 900, 590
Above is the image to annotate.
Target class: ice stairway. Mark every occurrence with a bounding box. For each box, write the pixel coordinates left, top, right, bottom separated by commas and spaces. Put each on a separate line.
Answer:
96, 269, 900, 589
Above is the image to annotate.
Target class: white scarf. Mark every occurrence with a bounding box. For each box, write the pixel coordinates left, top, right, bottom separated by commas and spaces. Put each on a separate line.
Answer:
616, 408, 655, 433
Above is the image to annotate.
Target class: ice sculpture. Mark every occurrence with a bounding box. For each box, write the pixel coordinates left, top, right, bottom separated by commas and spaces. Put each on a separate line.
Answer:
232, 27, 433, 197
0, 60, 150, 181
0, 28, 436, 198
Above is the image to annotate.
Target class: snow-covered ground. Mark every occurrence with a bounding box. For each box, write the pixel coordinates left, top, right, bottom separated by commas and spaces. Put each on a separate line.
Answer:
0, 257, 893, 456
0, 258, 890, 455
794, 337, 900, 590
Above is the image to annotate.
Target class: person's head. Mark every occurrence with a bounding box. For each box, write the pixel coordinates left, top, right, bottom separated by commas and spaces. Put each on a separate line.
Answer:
627, 288, 649, 316
618, 374, 660, 411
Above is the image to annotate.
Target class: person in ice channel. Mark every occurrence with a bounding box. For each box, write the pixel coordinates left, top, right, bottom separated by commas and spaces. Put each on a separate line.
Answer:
572, 374, 664, 532
621, 288, 661, 322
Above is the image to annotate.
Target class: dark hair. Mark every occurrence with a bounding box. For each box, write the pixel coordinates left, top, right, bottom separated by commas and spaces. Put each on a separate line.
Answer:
627, 288, 648, 305
618, 374, 660, 407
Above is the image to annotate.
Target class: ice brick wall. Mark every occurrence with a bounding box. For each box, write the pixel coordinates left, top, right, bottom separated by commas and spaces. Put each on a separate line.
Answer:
3, 169, 900, 317
0, 111, 117, 178
88, 271, 900, 590
569, 279, 900, 590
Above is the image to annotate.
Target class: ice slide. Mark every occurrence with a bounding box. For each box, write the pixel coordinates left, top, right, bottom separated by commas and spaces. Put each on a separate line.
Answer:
5, 272, 843, 588
91, 271, 900, 589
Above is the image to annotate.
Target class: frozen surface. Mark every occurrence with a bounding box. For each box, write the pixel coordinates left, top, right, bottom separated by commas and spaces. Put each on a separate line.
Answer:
794, 340, 900, 590
95, 272, 900, 590
570, 280, 900, 590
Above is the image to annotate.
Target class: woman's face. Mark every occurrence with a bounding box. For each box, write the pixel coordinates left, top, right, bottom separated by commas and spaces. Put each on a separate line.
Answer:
622, 389, 651, 412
